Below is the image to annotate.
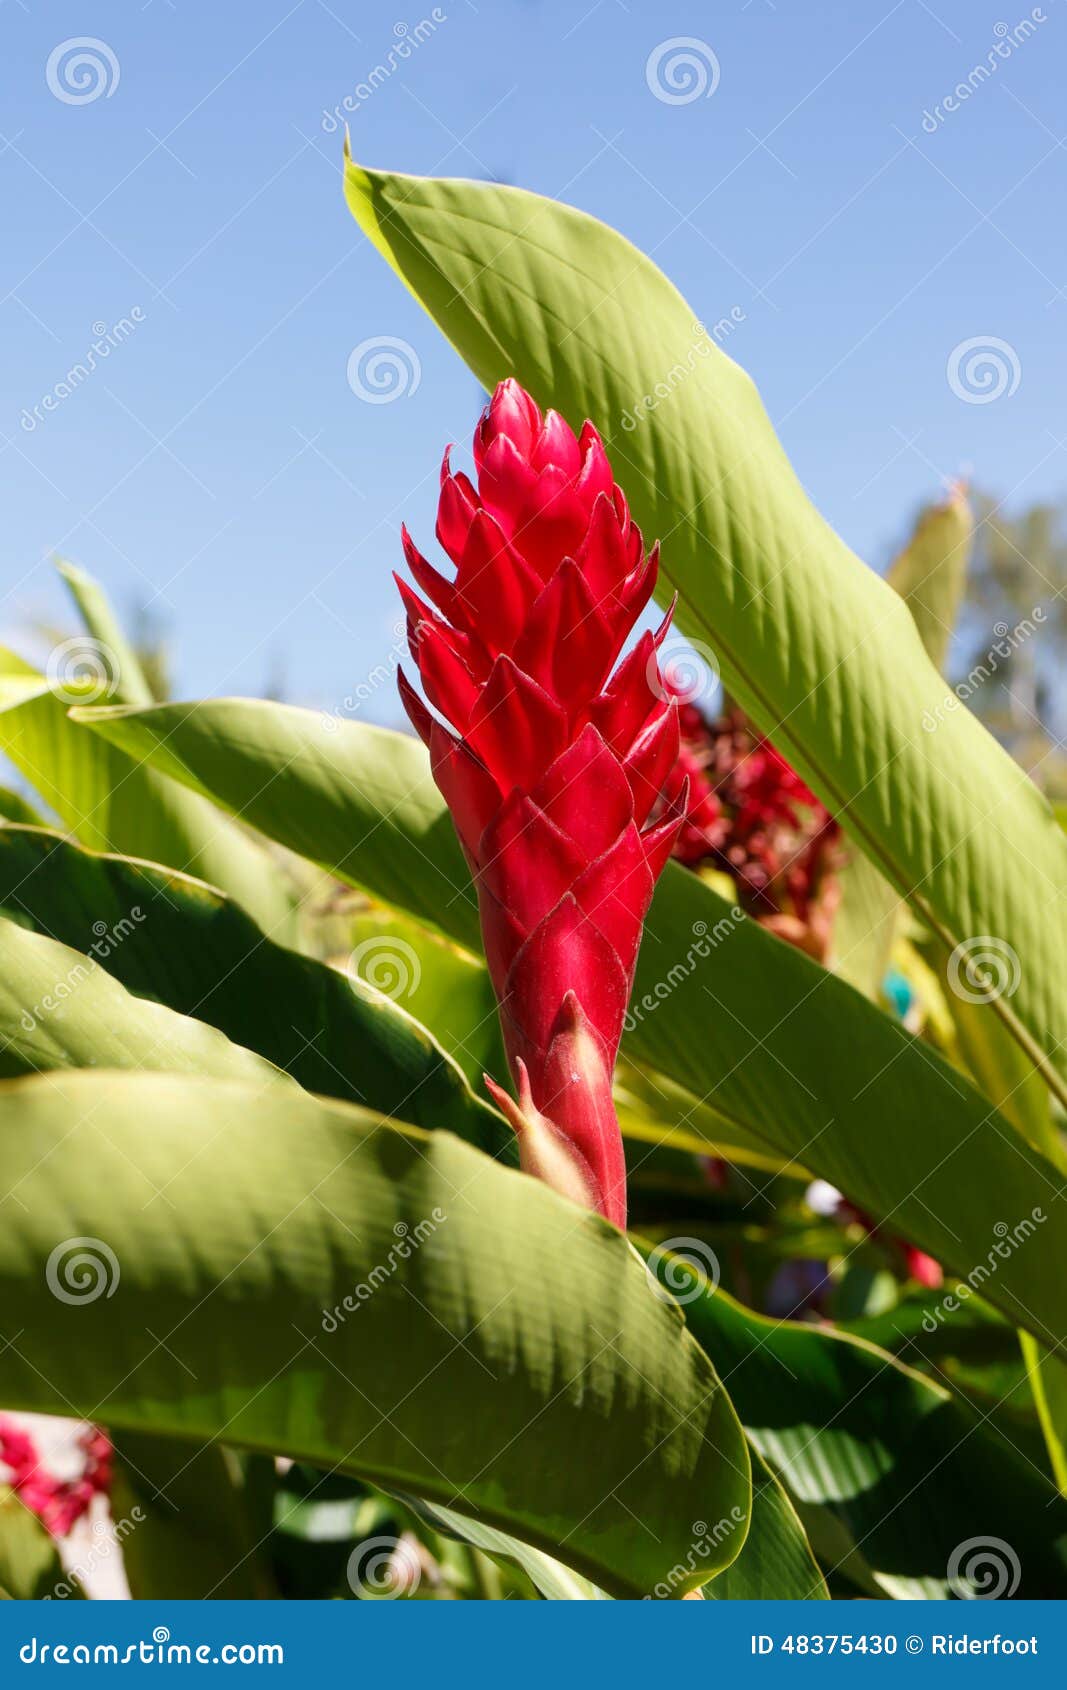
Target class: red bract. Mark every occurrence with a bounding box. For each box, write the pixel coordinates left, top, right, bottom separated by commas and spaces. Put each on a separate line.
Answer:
397, 379, 683, 1228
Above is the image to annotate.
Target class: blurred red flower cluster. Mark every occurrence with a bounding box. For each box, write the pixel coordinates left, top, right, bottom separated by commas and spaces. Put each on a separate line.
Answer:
661, 685, 843, 961
0, 1418, 112, 1537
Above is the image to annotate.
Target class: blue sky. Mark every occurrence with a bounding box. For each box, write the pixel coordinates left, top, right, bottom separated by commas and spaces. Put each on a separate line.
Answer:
2, 0, 1064, 724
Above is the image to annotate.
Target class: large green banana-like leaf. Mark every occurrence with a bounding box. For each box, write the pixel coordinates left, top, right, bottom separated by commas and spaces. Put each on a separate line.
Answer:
613, 1060, 789, 1172
646, 1260, 1067, 1599
73, 703, 1067, 1344
430, 1447, 825, 1600
0, 649, 293, 939
72, 700, 481, 947
0, 1070, 749, 1599
702, 1454, 827, 1601
832, 490, 974, 999
341, 158, 1067, 1108
0, 825, 506, 1158
937, 954, 1067, 1492
0, 914, 285, 1087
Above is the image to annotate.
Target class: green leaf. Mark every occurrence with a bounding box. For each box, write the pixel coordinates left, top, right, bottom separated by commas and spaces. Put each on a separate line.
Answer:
419, 1500, 610, 1600
914, 916, 1067, 1490
646, 1261, 1067, 1599
613, 1060, 791, 1173
0, 653, 293, 940
702, 1453, 827, 1601
1020, 1336, 1067, 1493
839, 1286, 1014, 1368
0, 913, 286, 1088
72, 699, 480, 949
829, 849, 900, 1004
0, 1486, 79, 1600
833, 490, 973, 1000
429, 1452, 824, 1600
110, 1434, 264, 1599
945, 960, 1067, 1492
56, 560, 156, 708
342, 158, 1067, 1111
0, 787, 47, 827
0, 825, 507, 1157
0, 1069, 750, 1600
71, 703, 1067, 1346
885, 486, 973, 674
349, 905, 506, 1090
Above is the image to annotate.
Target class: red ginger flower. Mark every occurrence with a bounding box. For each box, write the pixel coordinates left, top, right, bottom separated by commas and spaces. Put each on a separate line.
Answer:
397, 379, 684, 1228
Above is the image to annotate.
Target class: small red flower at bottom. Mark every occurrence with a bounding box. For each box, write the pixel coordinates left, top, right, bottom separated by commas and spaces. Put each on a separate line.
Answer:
397, 380, 685, 1228
0, 1416, 112, 1537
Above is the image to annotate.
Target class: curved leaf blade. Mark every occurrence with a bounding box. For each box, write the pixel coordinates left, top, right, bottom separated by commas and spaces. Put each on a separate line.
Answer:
648, 1262, 1067, 1600
0, 659, 293, 939
0, 825, 507, 1157
342, 159, 1067, 1107
0, 915, 284, 1088
0, 1070, 750, 1600
72, 698, 479, 948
